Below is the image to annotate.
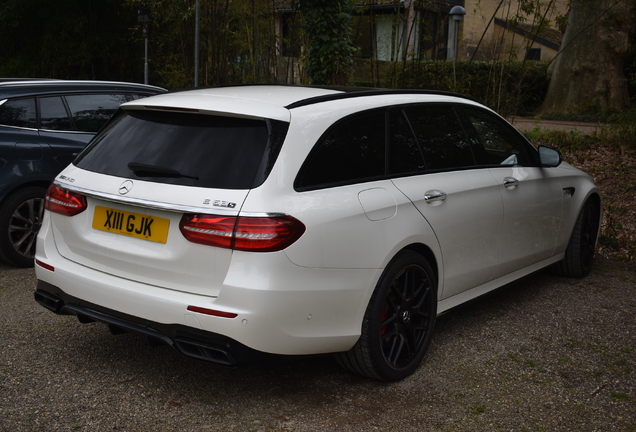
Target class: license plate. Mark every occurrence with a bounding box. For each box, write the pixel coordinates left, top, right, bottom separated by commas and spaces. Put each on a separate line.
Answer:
92, 206, 170, 244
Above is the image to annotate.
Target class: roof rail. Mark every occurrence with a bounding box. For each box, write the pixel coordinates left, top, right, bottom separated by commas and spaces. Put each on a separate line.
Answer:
163, 84, 481, 109
285, 89, 481, 109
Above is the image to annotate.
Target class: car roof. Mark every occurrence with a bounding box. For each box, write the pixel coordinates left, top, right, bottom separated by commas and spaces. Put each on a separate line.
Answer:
123, 85, 480, 122
0, 80, 166, 99
123, 85, 340, 122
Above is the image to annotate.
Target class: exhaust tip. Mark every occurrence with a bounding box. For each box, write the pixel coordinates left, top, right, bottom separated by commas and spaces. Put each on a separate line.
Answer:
174, 338, 236, 366
34, 290, 62, 314
108, 324, 127, 335
77, 314, 95, 324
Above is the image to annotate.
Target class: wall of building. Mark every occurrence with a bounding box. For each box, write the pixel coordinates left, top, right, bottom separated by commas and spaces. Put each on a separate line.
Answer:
460, 0, 568, 61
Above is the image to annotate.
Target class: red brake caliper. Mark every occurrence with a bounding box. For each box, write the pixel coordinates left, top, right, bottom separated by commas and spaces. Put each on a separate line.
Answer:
380, 306, 387, 336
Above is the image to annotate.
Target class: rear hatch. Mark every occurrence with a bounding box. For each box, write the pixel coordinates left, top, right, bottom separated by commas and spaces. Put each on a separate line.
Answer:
49, 107, 289, 297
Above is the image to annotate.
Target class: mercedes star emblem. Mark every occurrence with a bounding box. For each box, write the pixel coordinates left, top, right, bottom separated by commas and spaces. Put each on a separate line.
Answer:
119, 180, 133, 195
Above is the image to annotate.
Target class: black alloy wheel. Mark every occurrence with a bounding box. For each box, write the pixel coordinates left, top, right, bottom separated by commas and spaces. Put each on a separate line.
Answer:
379, 262, 433, 370
0, 187, 47, 267
336, 251, 437, 381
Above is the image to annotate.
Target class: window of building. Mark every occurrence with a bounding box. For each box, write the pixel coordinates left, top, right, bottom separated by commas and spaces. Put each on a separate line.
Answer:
418, 9, 448, 60
280, 13, 301, 57
352, 14, 374, 59
525, 48, 541, 61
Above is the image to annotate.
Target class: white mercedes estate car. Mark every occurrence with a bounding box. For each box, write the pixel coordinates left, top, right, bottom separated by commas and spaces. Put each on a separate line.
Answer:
34, 85, 601, 381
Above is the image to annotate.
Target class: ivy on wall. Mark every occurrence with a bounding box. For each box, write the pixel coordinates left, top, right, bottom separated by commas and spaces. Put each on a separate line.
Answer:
299, 0, 356, 85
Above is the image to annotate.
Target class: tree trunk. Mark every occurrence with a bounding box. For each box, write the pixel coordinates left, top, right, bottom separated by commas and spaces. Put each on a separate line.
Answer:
538, 0, 634, 115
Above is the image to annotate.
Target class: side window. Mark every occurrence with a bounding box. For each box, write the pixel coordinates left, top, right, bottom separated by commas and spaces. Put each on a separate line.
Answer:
0, 98, 37, 128
403, 105, 475, 171
66, 94, 130, 132
461, 106, 538, 166
389, 109, 426, 175
295, 110, 386, 191
40, 96, 72, 131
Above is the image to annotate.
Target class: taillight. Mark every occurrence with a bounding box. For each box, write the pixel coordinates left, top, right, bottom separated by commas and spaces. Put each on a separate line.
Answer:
45, 184, 87, 216
179, 214, 305, 252
179, 215, 236, 249
232, 216, 305, 252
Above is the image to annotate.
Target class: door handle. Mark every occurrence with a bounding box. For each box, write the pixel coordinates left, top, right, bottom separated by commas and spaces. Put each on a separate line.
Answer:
424, 190, 447, 205
503, 177, 519, 189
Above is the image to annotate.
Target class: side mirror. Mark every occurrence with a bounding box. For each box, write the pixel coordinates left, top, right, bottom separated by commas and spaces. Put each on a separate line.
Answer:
538, 145, 562, 167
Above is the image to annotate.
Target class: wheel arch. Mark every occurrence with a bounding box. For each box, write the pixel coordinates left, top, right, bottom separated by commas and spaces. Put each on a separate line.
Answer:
585, 190, 602, 242
551, 189, 602, 278
336, 242, 440, 380
586, 191, 602, 210
0, 183, 49, 267
396, 242, 441, 298
0, 178, 53, 204
555, 183, 602, 255
571, 189, 602, 241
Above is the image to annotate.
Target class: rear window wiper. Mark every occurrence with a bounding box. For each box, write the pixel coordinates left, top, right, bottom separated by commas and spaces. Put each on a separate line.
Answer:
127, 162, 199, 180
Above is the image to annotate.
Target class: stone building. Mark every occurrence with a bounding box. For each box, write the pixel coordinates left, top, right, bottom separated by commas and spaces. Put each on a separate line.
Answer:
461, 0, 569, 61
275, 0, 568, 62
273, 0, 569, 83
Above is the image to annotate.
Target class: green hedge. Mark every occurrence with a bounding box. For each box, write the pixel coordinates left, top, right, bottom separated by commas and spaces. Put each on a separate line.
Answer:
375, 60, 551, 117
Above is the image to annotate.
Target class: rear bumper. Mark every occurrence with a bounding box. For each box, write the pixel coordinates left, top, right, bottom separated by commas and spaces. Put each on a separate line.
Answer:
35, 280, 266, 366
35, 224, 381, 357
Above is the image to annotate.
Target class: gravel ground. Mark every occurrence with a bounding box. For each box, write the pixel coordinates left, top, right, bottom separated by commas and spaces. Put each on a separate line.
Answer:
1, 258, 635, 432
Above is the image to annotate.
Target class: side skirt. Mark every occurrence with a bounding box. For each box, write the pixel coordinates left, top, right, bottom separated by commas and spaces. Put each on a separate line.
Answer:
436, 254, 564, 315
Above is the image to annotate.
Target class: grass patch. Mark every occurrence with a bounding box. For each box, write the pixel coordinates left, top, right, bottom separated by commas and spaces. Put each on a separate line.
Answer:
623, 421, 636, 430
523, 128, 601, 151
611, 392, 633, 401
471, 404, 487, 415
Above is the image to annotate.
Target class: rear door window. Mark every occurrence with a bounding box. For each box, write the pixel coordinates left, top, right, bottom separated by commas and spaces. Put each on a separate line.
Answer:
75, 110, 287, 190
39, 96, 73, 131
388, 109, 426, 175
0, 98, 37, 128
403, 105, 475, 171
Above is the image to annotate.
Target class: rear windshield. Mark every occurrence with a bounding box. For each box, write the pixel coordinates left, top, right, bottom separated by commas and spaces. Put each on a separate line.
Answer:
74, 110, 288, 189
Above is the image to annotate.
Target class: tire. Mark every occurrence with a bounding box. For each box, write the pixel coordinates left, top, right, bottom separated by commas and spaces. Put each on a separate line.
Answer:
336, 251, 437, 381
552, 197, 600, 278
0, 186, 47, 268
